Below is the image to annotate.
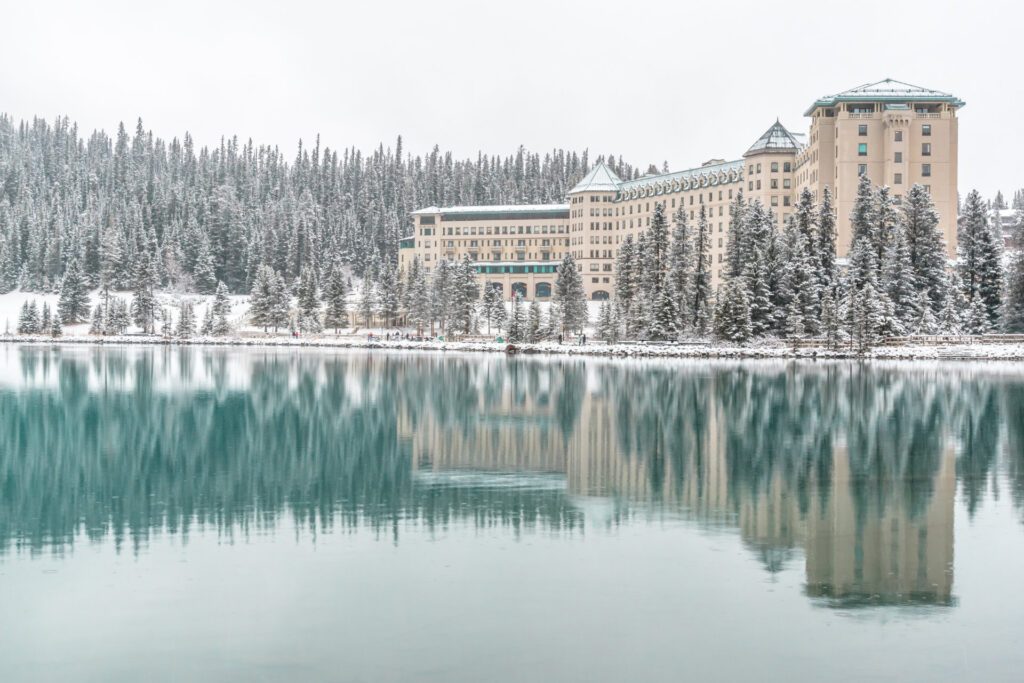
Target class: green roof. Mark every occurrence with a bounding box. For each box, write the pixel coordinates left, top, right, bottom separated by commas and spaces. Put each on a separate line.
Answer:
804, 78, 965, 116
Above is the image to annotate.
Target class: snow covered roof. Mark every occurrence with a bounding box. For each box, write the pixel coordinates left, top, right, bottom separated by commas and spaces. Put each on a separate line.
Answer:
804, 78, 965, 115
412, 203, 568, 215
568, 161, 623, 194
616, 158, 744, 199
744, 120, 803, 156
411, 203, 569, 222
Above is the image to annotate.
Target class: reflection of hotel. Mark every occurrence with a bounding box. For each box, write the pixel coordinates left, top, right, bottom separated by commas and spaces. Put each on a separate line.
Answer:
400, 79, 963, 299
399, 362, 956, 606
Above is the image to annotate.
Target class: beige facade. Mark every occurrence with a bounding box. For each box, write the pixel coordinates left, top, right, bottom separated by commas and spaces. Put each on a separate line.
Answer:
402, 79, 963, 301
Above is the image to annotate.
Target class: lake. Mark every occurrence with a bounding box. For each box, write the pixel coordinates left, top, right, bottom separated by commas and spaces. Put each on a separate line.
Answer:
1, 345, 1022, 682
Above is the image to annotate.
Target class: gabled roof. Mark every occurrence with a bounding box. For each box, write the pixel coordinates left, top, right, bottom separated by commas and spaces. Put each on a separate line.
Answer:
744, 120, 803, 157
569, 161, 623, 193
805, 78, 965, 115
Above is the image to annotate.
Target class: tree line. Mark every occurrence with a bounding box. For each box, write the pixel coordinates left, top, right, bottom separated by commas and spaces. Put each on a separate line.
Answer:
0, 113, 640, 295
600, 177, 1024, 349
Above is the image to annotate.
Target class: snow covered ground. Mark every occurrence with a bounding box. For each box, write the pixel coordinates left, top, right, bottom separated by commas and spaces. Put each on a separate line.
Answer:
3, 291, 1023, 361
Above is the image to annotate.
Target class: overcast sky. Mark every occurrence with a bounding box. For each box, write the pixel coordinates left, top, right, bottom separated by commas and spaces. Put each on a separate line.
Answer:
1, 0, 1020, 199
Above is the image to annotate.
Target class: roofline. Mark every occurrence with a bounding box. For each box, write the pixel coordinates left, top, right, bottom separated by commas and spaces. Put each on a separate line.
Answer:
411, 203, 569, 215
803, 93, 966, 116
617, 158, 744, 190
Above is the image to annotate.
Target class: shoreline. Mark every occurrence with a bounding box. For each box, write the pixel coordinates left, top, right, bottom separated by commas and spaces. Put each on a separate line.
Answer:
3, 334, 1024, 361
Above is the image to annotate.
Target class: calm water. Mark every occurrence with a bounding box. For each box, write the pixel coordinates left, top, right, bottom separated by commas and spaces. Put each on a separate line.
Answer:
1, 346, 1023, 682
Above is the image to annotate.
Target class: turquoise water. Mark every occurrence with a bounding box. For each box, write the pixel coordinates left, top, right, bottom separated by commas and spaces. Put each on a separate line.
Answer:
1, 346, 1022, 682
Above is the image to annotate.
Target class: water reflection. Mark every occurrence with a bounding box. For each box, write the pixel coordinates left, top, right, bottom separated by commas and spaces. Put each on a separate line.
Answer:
1, 345, 1022, 611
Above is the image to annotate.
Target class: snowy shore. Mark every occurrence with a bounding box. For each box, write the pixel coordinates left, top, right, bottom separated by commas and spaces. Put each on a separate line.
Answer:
3, 333, 1024, 362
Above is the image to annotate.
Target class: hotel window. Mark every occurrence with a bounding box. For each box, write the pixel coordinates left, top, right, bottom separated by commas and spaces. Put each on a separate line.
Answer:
922, 124, 931, 136
858, 164, 867, 176
756, 180, 761, 190
923, 185, 931, 194
770, 179, 778, 189
748, 181, 753, 191
858, 124, 868, 136
783, 196, 791, 207
783, 179, 791, 189
771, 196, 779, 206
756, 163, 761, 173
922, 164, 932, 177
894, 173, 903, 185
895, 152, 903, 163
894, 130, 903, 142
771, 162, 779, 172
922, 143, 932, 156
858, 143, 868, 156
783, 162, 791, 172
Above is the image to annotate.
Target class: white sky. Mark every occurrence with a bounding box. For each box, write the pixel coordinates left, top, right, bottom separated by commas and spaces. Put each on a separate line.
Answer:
1, 0, 1020, 199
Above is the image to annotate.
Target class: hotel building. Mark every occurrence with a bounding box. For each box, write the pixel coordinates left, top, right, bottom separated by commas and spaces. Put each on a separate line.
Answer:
400, 79, 963, 301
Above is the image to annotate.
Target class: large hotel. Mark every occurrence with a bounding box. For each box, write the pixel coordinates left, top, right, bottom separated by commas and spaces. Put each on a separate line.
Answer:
400, 79, 963, 300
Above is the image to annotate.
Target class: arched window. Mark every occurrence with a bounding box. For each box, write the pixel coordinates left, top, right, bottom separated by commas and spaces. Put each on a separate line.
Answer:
535, 282, 552, 298
487, 281, 503, 295
511, 282, 528, 299
591, 290, 610, 301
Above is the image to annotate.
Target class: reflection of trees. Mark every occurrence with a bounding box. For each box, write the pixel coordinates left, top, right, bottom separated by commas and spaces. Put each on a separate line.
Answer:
956, 384, 1002, 517
1003, 384, 1024, 525
0, 349, 581, 555
2, 348, 1021, 573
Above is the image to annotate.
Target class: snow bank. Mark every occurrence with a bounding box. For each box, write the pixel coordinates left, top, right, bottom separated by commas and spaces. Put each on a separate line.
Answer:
3, 333, 1023, 362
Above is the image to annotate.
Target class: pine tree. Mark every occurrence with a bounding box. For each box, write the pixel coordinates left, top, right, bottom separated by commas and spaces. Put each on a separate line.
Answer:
939, 282, 965, 335
851, 281, 883, 353
912, 302, 939, 336
902, 184, 948, 314
745, 246, 773, 338
176, 300, 196, 338
713, 279, 752, 343
17, 301, 41, 334
881, 223, 918, 327
554, 253, 587, 335
482, 285, 506, 335
269, 271, 291, 332
526, 300, 542, 343
323, 264, 350, 333
668, 207, 693, 333
614, 234, 638, 326
816, 186, 838, 291
430, 259, 452, 335
212, 281, 232, 335
358, 279, 377, 328
820, 287, 840, 349
784, 297, 805, 342
200, 304, 214, 336
106, 297, 130, 335
131, 252, 158, 333
50, 314, 62, 337
1004, 211, 1024, 332
193, 233, 218, 294
89, 304, 105, 335
596, 301, 621, 343
40, 303, 51, 333
377, 263, 401, 328
296, 264, 322, 333
249, 264, 277, 332
723, 189, 747, 280
849, 175, 879, 289
507, 293, 526, 343
57, 256, 90, 324
691, 204, 713, 336
160, 307, 173, 337
449, 259, 479, 336
958, 190, 1004, 328
964, 294, 991, 335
